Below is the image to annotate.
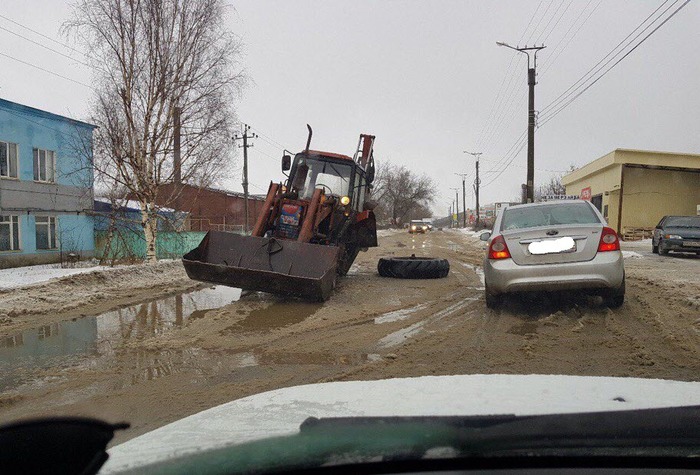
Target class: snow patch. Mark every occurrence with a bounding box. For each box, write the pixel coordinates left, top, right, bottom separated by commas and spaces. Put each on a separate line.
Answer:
376, 229, 403, 238
461, 262, 485, 286
622, 251, 643, 259
0, 262, 125, 289
374, 304, 427, 324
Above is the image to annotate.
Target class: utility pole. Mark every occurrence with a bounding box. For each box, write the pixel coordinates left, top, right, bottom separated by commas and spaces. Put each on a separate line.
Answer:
451, 187, 459, 228
454, 173, 469, 228
464, 151, 482, 228
234, 124, 257, 234
497, 42, 545, 203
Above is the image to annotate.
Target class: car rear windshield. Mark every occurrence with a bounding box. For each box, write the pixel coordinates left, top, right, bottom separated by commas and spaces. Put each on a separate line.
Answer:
665, 216, 700, 228
502, 203, 600, 230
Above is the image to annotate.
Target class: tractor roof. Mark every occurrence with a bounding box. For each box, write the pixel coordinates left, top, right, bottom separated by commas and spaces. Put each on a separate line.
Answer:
305, 150, 354, 162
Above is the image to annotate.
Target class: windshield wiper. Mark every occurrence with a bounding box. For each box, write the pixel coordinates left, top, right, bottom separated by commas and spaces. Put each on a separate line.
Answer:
133, 405, 700, 474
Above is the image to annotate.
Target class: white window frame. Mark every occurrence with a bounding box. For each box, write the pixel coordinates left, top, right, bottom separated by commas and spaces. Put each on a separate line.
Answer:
0, 215, 21, 252
35, 216, 58, 250
33, 148, 56, 183
0, 141, 19, 179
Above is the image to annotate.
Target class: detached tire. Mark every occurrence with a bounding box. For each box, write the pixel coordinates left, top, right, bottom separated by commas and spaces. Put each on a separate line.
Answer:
377, 255, 449, 279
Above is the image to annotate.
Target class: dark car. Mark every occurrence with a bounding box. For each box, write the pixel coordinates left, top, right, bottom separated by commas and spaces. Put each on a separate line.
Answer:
652, 215, 700, 256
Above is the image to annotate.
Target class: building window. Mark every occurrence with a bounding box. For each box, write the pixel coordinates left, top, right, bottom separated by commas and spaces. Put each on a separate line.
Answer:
0, 141, 19, 178
35, 216, 58, 250
0, 216, 20, 251
33, 148, 56, 183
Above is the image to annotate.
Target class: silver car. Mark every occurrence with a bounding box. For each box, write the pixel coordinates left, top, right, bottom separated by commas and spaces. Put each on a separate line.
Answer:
480, 200, 625, 309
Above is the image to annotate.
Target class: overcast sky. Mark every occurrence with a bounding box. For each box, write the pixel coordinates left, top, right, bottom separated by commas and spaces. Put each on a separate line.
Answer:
2, 1, 698, 216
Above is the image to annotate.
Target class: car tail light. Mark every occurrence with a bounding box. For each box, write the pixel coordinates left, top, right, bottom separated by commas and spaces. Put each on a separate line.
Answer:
488, 235, 511, 260
598, 226, 620, 252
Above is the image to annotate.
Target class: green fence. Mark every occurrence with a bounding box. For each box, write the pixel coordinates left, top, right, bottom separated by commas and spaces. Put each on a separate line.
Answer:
95, 230, 207, 261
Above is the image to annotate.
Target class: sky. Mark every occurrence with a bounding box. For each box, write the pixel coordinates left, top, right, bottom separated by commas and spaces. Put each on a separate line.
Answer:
1, 0, 698, 217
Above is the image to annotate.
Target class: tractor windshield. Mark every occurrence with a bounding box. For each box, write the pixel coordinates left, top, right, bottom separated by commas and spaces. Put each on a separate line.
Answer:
291, 156, 353, 199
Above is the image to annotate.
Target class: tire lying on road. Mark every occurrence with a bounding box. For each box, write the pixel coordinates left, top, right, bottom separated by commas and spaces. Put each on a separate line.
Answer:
377, 255, 450, 279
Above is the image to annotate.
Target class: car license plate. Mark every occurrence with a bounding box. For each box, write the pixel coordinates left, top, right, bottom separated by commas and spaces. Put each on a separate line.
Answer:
682, 241, 700, 248
528, 237, 576, 255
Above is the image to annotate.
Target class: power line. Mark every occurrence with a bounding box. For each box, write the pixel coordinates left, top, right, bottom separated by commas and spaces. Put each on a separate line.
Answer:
475, 0, 545, 150
0, 13, 85, 58
0, 50, 94, 90
540, 0, 677, 118
0, 24, 92, 69
539, 0, 603, 78
535, 0, 571, 45
538, 0, 690, 128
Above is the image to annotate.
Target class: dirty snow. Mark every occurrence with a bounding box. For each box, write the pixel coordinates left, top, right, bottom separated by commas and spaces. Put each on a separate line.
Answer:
622, 251, 644, 259
0, 262, 117, 289
376, 228, 403, 238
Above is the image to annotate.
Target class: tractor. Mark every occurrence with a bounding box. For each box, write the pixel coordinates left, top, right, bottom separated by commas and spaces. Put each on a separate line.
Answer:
183, 126, 378, 301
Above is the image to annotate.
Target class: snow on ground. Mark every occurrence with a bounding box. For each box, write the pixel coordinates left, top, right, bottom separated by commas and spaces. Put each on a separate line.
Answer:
622, 251, 644, 259
0, 261, 126, 289
376, 228, 403, 238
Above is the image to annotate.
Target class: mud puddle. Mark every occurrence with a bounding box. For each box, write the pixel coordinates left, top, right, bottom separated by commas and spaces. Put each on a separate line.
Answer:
220, 301, 322, 335
0, 286, 240, 392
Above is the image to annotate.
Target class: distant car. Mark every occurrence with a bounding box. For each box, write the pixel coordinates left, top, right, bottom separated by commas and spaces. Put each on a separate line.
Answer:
652, 215, 700, 256
409, 220, 427, 234
481, 200, 625, 309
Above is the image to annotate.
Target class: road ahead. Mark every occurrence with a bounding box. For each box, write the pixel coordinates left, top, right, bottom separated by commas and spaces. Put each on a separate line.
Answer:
1, 229, 699, 444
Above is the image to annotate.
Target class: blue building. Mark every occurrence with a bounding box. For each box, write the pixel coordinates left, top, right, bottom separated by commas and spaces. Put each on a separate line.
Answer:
0, 98, 96, 268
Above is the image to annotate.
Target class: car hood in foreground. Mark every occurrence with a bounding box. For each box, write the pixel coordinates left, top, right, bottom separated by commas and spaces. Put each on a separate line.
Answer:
102, 374, 700, 473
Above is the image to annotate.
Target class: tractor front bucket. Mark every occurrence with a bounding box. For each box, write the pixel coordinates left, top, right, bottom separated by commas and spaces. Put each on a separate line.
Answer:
182, 231, 341, 301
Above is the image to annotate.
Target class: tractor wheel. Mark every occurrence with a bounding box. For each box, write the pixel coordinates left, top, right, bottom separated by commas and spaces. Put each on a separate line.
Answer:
377, 255, 449, 279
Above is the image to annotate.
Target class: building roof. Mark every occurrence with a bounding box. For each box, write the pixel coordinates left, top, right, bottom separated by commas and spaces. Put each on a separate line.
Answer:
165, 182, 267, 200
562, 148, 700, 185
0, 97, 96, 129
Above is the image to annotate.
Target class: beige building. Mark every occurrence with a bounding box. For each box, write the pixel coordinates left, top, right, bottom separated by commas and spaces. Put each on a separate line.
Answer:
562, 149, 700, 238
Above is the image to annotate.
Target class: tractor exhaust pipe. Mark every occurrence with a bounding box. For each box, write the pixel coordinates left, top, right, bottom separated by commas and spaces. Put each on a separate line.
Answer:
305, 124, 313, 152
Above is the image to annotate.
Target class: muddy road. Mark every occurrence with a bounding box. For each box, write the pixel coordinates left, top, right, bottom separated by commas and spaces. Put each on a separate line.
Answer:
1, 230, 699, 444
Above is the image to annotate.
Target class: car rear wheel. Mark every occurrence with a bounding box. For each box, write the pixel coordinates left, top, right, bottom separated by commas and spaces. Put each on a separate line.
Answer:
485, 284, 500, 309
377, 255, 449, 279
604, 279, 625, 309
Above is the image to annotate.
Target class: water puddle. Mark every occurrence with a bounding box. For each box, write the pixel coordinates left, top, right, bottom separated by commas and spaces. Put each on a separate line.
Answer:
220, 301, 322, 335
374, 303, 428, 324
0, 285, 241, 392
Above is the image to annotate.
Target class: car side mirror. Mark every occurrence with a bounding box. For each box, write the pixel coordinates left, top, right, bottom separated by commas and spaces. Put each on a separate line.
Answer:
479, 232, 491, 242
282, 154, 291, 172
363, 200, 378, 211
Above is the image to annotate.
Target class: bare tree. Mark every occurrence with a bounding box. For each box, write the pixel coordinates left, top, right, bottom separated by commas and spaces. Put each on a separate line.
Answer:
535, 165, 577, 201
372, 162, 436, 227
65, 0, 245, 262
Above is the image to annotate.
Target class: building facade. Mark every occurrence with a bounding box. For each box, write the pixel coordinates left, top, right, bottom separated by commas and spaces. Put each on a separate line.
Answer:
152, 183, 266, 232
0, 98, 96, 268
562, 149, 700, 238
